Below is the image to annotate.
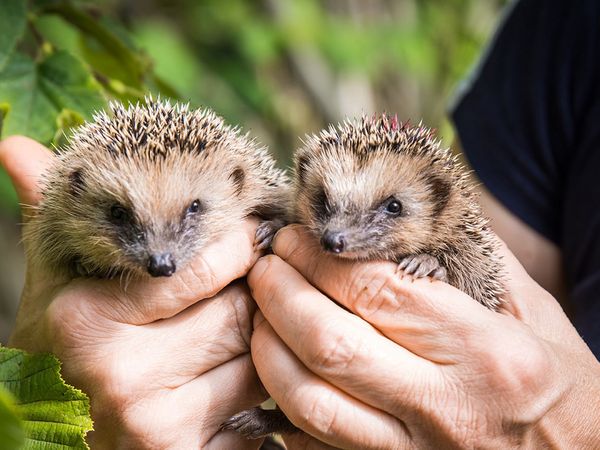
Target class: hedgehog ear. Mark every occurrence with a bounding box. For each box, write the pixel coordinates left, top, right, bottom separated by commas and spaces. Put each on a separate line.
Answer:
229, 166, 245, 196
426, 172, 451, 215
68, 169, 85, 197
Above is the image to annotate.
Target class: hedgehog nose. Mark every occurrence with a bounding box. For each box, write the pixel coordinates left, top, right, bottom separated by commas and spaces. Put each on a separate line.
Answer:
321, 231, 346, 254
147, 253, 176, 277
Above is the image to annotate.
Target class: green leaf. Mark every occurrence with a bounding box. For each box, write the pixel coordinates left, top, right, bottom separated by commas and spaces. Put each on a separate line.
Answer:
0, 347, 93, 449
0, 0, 27, 71
0, 387, 25, 450
0, 49, 106, 145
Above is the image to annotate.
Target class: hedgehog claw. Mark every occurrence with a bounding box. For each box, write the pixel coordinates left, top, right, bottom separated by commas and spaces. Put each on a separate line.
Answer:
221, 407, 298, 439
398, 254, 447, 282
255, 219, 286, 251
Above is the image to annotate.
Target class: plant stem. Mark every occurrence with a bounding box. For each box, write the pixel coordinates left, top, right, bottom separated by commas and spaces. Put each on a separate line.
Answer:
39, 1, 150, 86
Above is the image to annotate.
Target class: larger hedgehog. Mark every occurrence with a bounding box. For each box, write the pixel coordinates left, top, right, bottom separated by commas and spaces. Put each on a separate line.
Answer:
24, 98, 289, 279
224, 114, 507, 442
294, 114, 505, 309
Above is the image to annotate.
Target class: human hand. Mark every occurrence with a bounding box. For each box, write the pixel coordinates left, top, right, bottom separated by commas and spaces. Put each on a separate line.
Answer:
1, 136, 267, 449
248, 224, 600, 449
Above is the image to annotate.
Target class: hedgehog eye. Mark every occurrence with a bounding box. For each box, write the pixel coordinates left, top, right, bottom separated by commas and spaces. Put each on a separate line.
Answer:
383, 197, 403, 215
109, 204, 130, 225
187, 199, 202, 215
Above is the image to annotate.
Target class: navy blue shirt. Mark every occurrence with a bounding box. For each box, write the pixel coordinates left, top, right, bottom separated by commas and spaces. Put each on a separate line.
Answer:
451, 0, 600, 358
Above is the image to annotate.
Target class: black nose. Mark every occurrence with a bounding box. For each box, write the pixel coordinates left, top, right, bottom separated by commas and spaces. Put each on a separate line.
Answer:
321, 231, 345, 254
147, 253, 176, 277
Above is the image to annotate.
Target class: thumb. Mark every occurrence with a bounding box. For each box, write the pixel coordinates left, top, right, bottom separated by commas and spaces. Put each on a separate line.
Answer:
0, 135, 54, 216
1, 137, 65, 350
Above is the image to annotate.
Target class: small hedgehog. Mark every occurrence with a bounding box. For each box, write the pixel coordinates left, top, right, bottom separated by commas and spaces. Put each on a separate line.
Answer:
224, 114, 506, 441
293, 114, 505, 309
24, 98, 289, 280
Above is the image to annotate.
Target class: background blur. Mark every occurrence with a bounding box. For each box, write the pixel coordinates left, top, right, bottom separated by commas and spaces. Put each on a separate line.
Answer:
0, 0, 507, 343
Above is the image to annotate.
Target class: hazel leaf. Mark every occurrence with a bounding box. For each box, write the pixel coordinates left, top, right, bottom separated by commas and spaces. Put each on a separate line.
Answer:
0, 50, 106, 145
0, 347, 94, 449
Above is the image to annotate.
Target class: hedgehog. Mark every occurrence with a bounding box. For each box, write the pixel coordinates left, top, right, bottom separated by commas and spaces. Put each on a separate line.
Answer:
23, 98, 290, 280
223, 114, 506, 440
292, 114, 506, 309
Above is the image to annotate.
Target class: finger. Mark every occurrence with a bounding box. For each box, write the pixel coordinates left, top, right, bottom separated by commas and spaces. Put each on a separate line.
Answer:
106, 354, 267, 448
283, 433, 341, 450
187, 354, 268, 443
251, 316, 411, 450
66, 218, 262, 323
205, 431, 263, 450
0, 135, 54, 211
248, 258, 434, 417
271, 225, 498, 360
142, 282, 257, 378
50, 281, 258, 386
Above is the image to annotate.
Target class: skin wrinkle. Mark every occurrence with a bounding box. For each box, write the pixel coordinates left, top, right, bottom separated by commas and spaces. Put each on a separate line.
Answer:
386, 358, 436, 420
308, 319, 362, 375
289, 379, 403, 450
86, 282, 144, 325
351, 265, 404, 321
255, 326, 305, 416
181, 251, 221, 301
227, 284, 255, 350
301, 387, 339, 439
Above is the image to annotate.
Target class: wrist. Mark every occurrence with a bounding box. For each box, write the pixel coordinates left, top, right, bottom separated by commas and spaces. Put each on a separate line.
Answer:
526, 346, 600, 449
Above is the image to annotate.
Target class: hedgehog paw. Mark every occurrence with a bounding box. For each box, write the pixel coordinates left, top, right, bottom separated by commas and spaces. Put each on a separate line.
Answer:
398, 254, 447, 282
221, 407, 298, 439
255, 219, 286, 251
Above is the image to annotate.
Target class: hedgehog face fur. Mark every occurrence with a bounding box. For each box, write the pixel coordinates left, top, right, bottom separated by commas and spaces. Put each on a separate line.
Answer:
26, 99, 289, 279
294, 115, 463, 260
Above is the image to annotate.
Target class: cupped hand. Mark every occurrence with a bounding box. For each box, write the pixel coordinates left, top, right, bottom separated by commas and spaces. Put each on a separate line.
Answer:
1, 136, 267, 449
249, 224, 600, 449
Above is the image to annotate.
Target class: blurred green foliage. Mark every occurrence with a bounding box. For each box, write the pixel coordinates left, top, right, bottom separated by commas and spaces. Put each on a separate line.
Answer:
0, 0, 506, 215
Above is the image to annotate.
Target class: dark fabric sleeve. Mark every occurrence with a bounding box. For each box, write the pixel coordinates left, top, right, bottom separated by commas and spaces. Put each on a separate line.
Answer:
451, 0, 600, 357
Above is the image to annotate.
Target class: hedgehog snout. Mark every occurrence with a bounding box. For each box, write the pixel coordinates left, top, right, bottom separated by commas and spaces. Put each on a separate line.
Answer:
321, 230, 346, 254
147, 252, 176, 277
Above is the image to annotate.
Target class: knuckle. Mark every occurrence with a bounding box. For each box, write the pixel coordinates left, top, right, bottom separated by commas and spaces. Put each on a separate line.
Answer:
307, 322, 361, 373
480, 332, 551, 396
347, 266, 403, 319
291, 390, 339, 437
